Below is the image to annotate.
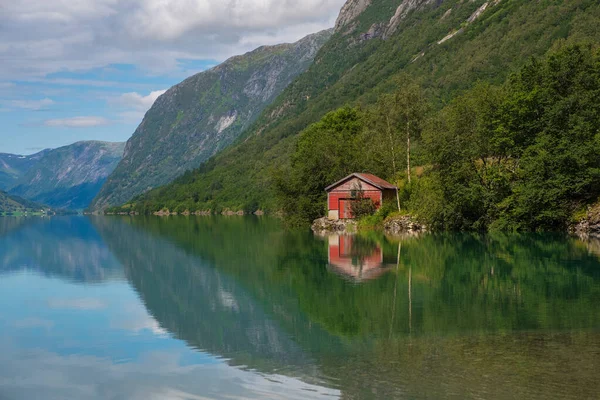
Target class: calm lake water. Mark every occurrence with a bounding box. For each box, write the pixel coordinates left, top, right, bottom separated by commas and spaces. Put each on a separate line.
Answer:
1, 216, 599, 399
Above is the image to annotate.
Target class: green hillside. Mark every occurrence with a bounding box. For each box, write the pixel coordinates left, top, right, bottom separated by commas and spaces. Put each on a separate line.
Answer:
0, 191, 50, 216
112, 0, 600, 219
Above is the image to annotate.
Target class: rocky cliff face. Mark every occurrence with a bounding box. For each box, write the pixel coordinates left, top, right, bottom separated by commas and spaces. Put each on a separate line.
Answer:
91, 29, 332, 210
8, 141, 125, 210
335, 0, 372, 33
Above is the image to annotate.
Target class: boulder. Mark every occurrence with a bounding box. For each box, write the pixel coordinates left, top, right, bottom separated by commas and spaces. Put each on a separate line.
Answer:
384, 215, 426, 236
311, 217, 357, 236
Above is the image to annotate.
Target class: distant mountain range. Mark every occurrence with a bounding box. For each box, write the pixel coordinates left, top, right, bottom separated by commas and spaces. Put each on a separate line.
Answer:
0, 141, 124, 211
90, 29, 332, 210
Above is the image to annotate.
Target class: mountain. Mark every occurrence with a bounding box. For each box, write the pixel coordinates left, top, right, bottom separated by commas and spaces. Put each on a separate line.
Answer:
0, 151, 49, 190
0, 190, 50, 215
115, 0, 600, 214
91, 29, 333, 210
8, 141, 125, 210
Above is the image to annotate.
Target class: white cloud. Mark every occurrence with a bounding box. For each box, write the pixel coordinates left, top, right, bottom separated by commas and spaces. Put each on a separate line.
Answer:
43, 116, 111, 128
0, 0, 346, 80
7, 98, 54, 110
113, 90, 167, 111
109, 90, 167, 124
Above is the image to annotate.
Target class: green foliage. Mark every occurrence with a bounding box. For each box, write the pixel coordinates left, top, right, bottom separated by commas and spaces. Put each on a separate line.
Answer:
350, 183, 377, 219
275, 107, 367, 224
0, 190, 51, 215
417, 44, 600, 231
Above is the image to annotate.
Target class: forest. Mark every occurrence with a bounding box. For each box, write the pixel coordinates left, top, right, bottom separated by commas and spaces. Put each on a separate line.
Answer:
276, 44, 600, 231
111, 44, 600, 232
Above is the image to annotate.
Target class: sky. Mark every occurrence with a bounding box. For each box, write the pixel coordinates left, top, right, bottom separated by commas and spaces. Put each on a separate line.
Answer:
0, 0, 347, 155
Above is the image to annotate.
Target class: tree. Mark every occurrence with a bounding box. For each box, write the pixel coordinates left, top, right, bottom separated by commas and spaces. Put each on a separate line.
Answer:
365, 77, 428, 210
275, 107, 366, 224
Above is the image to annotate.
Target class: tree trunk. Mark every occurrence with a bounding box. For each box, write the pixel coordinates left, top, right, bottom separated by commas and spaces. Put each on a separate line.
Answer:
387, 114, 401, 212
407, 120, 411, 184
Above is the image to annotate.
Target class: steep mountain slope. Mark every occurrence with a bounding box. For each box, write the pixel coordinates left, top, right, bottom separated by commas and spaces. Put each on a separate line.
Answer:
120, 0, 600, 214
9, 141, 125, 210
91, 30, 333, 210
0, 151, 49, 190
0, 190, 50, 215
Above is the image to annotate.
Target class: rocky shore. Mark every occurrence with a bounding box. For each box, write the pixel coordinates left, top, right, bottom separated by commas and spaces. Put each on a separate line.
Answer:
312, 214, 426, 236
571, 204, 600, 239
311, 217, 358, 236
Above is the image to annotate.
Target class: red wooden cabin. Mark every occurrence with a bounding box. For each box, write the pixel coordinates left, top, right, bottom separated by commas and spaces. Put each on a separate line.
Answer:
325, 173, 397, 220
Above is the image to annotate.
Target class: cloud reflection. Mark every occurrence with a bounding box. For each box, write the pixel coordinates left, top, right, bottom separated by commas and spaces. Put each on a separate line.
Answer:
0, 344, 340, 400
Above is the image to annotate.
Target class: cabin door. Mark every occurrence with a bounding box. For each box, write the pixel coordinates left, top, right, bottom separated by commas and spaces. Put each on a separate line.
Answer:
339, 199, 354, 219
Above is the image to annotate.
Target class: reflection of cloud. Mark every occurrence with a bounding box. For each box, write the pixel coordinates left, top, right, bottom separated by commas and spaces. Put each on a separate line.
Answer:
47, 298, 107, 310
0, 345, 340, 400
112, 314, 169, 337
13, 318, 54, 330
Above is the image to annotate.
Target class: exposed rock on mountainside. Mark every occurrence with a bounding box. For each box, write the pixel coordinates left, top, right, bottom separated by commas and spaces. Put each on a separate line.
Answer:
335, 0, 372, 33
384, 0, 438, 38
91, 29, 332, 211
8, 141, 124, 210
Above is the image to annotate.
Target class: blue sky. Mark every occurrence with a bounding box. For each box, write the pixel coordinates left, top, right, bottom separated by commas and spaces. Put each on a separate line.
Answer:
0, 0, 345, 155
1, 61, 217, 154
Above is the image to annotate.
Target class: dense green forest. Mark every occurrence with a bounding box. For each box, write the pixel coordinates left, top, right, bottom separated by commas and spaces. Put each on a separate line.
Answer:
281, 45, 600, 231
108, 0, 600, 232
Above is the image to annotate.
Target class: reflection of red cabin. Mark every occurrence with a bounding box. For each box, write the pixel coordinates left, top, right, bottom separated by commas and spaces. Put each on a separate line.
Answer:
325, 173, 397, 220
328, 235, 387, 281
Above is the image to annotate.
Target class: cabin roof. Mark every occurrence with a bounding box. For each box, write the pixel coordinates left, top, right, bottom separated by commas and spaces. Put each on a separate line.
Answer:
325, 173, 397, 192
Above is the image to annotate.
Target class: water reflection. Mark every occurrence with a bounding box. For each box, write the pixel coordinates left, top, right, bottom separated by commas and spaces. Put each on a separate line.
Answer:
327, 235, 392, 281
1, 216, 600, 399
0, 217, 123, 282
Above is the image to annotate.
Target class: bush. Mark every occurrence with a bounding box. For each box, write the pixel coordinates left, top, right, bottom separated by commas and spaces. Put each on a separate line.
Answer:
351, 198, 377, 219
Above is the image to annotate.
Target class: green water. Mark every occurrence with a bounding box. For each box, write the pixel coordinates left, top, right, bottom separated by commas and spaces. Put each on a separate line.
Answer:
0, 216, 599, 399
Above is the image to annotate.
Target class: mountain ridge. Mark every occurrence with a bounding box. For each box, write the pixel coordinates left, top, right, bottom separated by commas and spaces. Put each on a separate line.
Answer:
5, 141, 125, 210
91, 29, 333, 210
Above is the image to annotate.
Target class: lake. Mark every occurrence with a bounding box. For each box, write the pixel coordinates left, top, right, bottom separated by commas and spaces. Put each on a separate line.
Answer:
0, 216, 599, 399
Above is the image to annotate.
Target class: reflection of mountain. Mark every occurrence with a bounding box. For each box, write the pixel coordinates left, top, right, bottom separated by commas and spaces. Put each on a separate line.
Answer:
94, 217, 600, 399
0, 217, 123, 282
93, 217, 327, 380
